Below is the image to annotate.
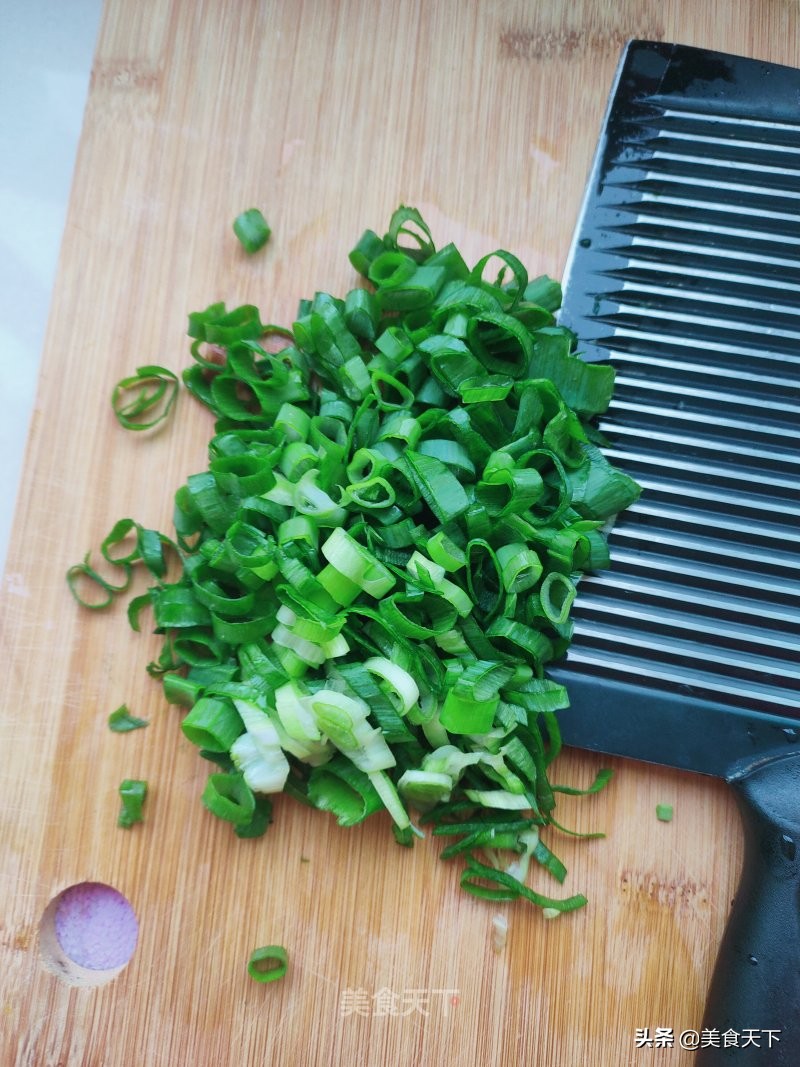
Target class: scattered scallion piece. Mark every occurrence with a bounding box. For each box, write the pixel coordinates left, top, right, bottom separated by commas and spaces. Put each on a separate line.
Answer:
117, 778, 147, 828
656, 803, 674, 822
108, 704, 149, 732
73, 206, 641, 916
460, 855, 587, 912
111, 365, 179, 431
66, 552, 132, 609
247, 944, 288, 983
491, 913, 508, 953
233, 208, 272, 254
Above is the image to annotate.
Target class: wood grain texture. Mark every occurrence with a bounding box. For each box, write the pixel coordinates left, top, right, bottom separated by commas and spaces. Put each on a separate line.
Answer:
2, 1, 797, 1064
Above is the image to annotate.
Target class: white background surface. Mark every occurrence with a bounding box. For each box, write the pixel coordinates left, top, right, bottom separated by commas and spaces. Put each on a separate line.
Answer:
0, 0, 104, 575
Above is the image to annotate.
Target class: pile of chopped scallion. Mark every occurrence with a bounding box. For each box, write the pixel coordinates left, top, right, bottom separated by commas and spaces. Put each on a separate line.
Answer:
70, 206, 640, 916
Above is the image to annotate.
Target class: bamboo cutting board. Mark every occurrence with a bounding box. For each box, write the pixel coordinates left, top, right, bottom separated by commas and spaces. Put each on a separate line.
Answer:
3, 2, 799, 1065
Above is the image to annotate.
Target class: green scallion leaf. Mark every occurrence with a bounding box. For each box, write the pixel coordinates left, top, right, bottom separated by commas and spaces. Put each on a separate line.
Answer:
108, 704, 149, 732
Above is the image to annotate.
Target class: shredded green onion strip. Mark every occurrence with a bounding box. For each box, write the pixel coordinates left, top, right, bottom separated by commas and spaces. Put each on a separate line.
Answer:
72, 206, 642, 915
112, 365, 179, 431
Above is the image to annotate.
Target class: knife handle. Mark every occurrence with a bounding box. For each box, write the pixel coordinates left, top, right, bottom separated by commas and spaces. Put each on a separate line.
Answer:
697, 750, 800, 1066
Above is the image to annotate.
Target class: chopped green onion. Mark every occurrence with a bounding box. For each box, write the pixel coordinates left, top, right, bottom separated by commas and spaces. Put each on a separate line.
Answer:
385, 204, 436, 259
66, 553, 131, 609
111, 365, 179, 431
307, 755, 384, 826
248, 944, 288, 983
348, 229, 384, 274
460, 856, 587, 912
551, 768, 613, 795
230, 700, 291, 793
202, 771, 256, 825
368, 769, 411, 830
73, 205, 640, 918
108, 705, 148, 732
100, 518, 140, 565
530, 328, 614, 417
363, 656, 419, 715
539, 571, 577, 626
181, 696, 244, 752
439, 689, 498, 735
117, 779, 147, 828
233, 208, 271, 254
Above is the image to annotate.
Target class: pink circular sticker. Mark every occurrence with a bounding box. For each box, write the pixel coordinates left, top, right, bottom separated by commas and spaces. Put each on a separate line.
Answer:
54, 882, 138, 971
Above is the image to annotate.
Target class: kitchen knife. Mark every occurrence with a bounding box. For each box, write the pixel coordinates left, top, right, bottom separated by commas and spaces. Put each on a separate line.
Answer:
550, 40, 800, 1066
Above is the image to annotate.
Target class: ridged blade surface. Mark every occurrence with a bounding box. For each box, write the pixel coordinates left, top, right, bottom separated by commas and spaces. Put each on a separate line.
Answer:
551, 41, 800, 776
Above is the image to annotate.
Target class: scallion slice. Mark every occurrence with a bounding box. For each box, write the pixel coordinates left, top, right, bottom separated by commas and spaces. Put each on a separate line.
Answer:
233, 208, 271, 254
118, 778, 147, 828
247, 944, 288, 983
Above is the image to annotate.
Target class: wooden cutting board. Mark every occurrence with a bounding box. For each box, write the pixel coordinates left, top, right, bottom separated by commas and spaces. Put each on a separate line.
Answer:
3, 2, 798, 1064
